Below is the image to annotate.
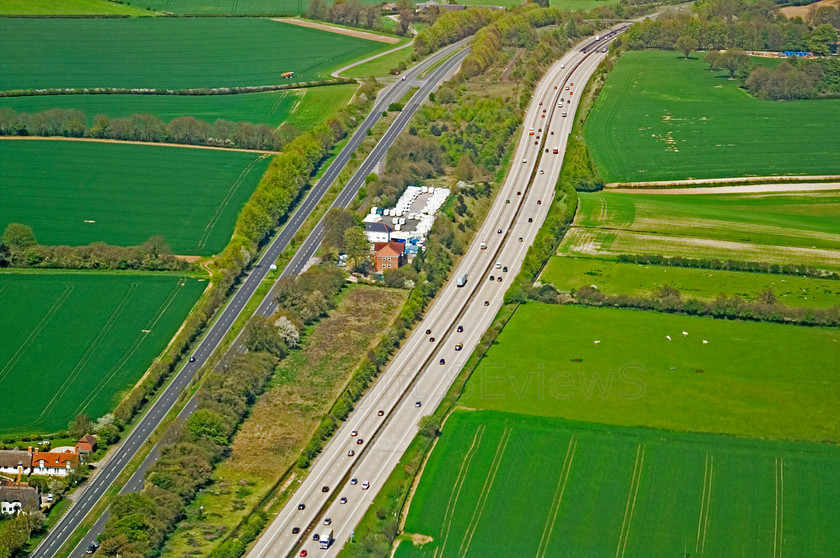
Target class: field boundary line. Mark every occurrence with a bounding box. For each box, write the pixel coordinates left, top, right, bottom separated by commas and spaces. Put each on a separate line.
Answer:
459, 427, 512, 556
615, 443, 646, 558
696, 452, 714, 556
0, 136, 279, 155
196, 153, 270, 250
605, 174, 840, 189
436, 425, 485, 558
0, 281, 73, 385
537, 435, 578, 558
33, 283, 137, 427
272, 18, 401, 44
774, 457, 786, 558
69, 278, 188, 419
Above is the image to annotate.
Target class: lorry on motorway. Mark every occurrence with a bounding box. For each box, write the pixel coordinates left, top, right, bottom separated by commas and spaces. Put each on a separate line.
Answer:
456, 273, 468, 287
319, 529, 333, 549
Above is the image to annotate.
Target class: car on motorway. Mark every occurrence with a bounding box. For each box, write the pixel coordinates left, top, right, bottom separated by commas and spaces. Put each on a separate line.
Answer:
350, 478, 358, 485
562, 112, 567, 117
292, 527, 300, 534
313, 534, 320, 541
300, 551, 307, 557
541, 114, 545, 118
357, 438, 364, 444
322, 486, 329, 493
378, 409, 385, 416
489, 275, 495, 281
539, 169, 544, 174
538, 128, 542, 132
503, 266, 508, 272
348, 449, 355, 457
429, 337, 435, 342
86, 542, 99, 554
565, 85, 570, 90
495, 262, 502, 269
537, 200, 542, 204
415, 401, 422, 407
522, 158, 527, 163
425, 329, 431, 334
539, 101, 543, 105
189, 356, 196, 363
455, 343, 463, 351
497, 229, 502, 234
401, 76, 406, 80
340, 497, 347, 504
362, 481, 370, 490
298, 504, 306, 510
440, 358, 445, 365
518, 237, 523, 242
324, 518, 332, 525
497, 276, 502, 282
534, 140, 538, 145
545, 148, 549, 153
350, 430, 357, 436
484, 300, 490, 306
517, 191, 521, 195
528, 217, 533, 222
561, 98, 564, 102
457, 325, 463, 332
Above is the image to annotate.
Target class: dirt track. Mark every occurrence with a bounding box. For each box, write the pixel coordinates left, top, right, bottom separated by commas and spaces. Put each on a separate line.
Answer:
608, 183, 840, 195
272, 17, 400, 44
0, 135, 279, 154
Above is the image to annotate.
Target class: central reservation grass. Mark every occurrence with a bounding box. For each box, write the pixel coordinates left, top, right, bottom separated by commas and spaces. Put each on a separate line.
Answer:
0, 271, 205, 435
558, 190, 840, 270
162, 285, 407, 556
459, 303, 840, 442
399, 410, 840, 558
0, 18, 383, 90
0, 0, 152, 15
584, 50, 840, 182
542, 257, 840, 309
0, 83, 357, 128
0, 140, 270, 255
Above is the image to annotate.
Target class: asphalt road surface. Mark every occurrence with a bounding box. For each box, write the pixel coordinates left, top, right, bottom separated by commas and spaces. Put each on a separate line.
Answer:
35, 39, 471, 558
248, 27, 629, 558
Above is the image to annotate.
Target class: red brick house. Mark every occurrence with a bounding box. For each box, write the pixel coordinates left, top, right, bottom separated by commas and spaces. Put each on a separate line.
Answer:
75, 434, 97, 455
373, 241, 405, 273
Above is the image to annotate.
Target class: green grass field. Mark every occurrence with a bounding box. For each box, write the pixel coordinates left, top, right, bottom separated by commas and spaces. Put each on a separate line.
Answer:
459, 303, 840, 442
465, 0, 619, 9
342, 45, 415, 79
558, 191, 840, 270
0, 19, 383, 90
541, 257, 840, 308
0, 84, 356, 128
399, 410, 840, 558
125, 0, 381, 14
584, 51, 840, 182
0, 271, 205, 435
0, 140, 270, 255
0, 0, 151, 15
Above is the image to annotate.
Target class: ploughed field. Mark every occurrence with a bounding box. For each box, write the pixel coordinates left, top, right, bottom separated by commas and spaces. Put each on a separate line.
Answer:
0, 272, 204, 435
398, 410, 840, 558
0, 139, 271, 256
558, 191, 840, 270
0, 18, 384, 90
584, 50, 840, 182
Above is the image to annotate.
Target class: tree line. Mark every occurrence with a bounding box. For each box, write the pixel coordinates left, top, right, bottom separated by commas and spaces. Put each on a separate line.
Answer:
744, 56, 840, 99
307, 0, 422, 36
624, 0, 839, 54
537, 282, 840, 328
0, 223, 189, 271
0, 107, 281, 151
616, 252, 840, 280
414, 7, 500, 55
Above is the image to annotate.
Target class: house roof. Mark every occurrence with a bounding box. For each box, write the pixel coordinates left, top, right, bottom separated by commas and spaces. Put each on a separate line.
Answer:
77, 434, 97, 448
0, 485, 39, 509
374, 241, 405, 257
32, 450, 78, 469
365, 222, 393, 234
0, 451, 31, 469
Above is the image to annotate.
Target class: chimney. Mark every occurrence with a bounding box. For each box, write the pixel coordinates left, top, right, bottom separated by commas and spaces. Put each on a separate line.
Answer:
16, 462, 22, 484
28, 446, 32, 454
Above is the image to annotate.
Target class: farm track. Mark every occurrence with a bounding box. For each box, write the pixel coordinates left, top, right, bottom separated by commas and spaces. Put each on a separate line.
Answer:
0, 135, 279, 154
608, 182, 840, 195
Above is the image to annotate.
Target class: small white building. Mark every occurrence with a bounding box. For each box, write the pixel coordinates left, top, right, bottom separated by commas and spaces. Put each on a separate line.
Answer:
365, 222, 394, 244
30, 448, 78, 477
